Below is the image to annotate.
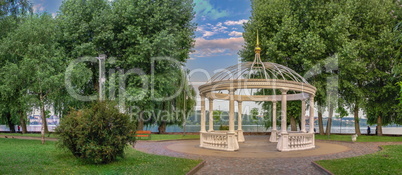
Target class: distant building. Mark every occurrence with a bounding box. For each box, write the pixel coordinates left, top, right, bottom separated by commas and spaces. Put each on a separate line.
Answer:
27, 115, 60, 126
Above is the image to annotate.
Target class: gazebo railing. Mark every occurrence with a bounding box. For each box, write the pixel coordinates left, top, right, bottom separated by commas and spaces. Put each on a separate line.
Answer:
288, 133, 314, 150
277, 132, 315, 151
201, 132, 228, 150
200, 132, 239, 151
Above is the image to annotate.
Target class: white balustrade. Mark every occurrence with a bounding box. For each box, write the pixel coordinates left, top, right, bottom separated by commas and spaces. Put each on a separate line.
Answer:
201, 132, 228, 150
200, 131, 239, 151
277, 132, 315, 151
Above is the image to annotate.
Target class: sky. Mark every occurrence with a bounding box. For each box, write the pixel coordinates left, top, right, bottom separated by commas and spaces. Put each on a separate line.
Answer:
30, 0, 254, 112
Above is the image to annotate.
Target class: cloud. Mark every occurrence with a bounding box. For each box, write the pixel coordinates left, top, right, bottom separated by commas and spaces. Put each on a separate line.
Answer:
196, 22, 230, 38
229, 31, 243, 37
194, 0, 229, 20
224, 19, 249, 26
213, 22, 228, 32
202, 31, 216, 37
33, 3, 45, 13
192, 37, 245, 57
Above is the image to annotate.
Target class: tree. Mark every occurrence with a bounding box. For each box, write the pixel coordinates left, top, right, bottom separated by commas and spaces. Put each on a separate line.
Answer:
57, 0, 196, 134
338, 0, 401, 136
0, 0, 32, 133
242, 0, 402, 137
108, 0, 196, 133
0, 14, 66, 142
241, 0, 343, 135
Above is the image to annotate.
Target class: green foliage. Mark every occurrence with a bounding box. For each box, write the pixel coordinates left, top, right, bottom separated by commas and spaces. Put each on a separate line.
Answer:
317, 145, 402, 174
0, 0, 33, 132
0, 0, 32, 39
219, 125, 229, 130
243, 0, 402, 132
250, 108, 259, 121
57, 0, 196, 132
55, 101, 136, 164
0, 138, 201, 174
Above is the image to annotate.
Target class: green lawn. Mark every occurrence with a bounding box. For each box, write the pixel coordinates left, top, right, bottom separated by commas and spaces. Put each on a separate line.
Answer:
0, 133, 58, 138
315, 134, 402, 142
316, 145, 402, 174
0, 138, 201, 175
0, 133, 199, 140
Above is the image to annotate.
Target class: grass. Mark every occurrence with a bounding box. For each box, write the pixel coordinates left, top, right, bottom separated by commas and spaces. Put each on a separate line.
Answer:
0, 138, 201, 175
0, 133, 58, 138
0, 132, 200, 141
315, 134, 402, 142
316, 145, 402, 174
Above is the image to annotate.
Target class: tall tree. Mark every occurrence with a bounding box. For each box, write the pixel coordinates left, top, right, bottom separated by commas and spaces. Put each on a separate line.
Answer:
1, 14, 65, 142
241, 0, 343, 135
242, 0, 402, 136
0, 0, 32, 133
339, 0, 401, 136
109, 0, 195, 133
57, 0, 196, 133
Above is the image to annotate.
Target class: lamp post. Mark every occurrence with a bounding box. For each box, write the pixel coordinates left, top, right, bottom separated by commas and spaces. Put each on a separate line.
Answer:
97, 54, 106, 101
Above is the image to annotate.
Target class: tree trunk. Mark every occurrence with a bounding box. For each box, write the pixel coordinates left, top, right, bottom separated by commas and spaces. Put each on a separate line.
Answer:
290, 116, 297, 131
39, 96, 48, 144
318, 106, 324, 135
5, 111, 16, 133
40, 98, 49, 133
376, 116, 383, 136
158, 122, 167, 134
298, 120, 302, 132
137, 119, 144, 131
354, 104, 361, 135
19, 110, 27, 134
325, 106, 334, 136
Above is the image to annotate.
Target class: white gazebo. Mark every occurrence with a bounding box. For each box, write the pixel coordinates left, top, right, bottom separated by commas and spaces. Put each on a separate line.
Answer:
198, 35, 317, 152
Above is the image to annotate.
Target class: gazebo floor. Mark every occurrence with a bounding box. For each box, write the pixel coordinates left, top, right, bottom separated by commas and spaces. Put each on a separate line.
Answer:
166, 135, 349, 158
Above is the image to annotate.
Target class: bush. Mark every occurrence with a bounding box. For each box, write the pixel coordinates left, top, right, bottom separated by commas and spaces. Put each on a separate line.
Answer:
219, 125, 229, 130
55, 101, 136, 164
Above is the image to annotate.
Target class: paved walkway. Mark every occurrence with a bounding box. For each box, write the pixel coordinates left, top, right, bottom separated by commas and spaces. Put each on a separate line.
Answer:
134, 135, 402, 175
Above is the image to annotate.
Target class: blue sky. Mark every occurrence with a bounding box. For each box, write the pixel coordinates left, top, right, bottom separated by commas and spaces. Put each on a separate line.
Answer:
31, 0, 252, 83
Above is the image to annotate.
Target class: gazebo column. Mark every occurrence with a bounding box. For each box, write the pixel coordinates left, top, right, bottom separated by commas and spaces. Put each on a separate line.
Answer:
269, 101, 278, 142
229, 89, 236, 133
200, 95, 206, 133
277, 89, 289, 151
208, 98, 214, 132
237, 101, 245, 142
301, 100, 306, 133
199, 95, 206, 147
280, 89, 288, 134
309, 96, 316, 148
309, 96, 315, 133
227, 89, 239, 151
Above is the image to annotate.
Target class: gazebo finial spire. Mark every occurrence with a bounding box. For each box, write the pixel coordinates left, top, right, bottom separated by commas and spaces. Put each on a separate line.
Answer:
254, 30, 261, 54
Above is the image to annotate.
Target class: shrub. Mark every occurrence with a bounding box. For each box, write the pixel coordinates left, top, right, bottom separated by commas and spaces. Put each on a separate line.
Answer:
219, 125, 229, 130
55, 101, 136, 164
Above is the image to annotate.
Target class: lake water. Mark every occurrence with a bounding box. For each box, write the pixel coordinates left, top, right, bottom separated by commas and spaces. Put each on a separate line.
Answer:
1, 125, 401, 135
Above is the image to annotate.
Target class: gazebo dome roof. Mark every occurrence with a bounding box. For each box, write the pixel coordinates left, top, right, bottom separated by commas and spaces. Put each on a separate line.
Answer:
199, 31, 316, 97
207, 62, 309, 84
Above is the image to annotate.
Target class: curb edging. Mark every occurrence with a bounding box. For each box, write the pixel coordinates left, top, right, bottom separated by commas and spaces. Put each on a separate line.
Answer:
186, 160, 206, 175
311, 161, 334, 175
